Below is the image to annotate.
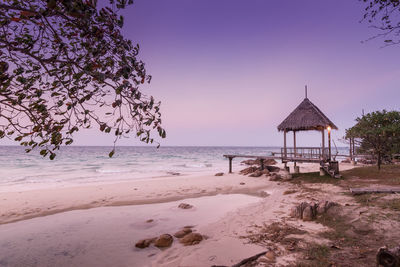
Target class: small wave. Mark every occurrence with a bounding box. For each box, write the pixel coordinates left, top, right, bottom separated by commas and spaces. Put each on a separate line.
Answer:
9, 177, 28, 183
172, 163, 212, 169
95, 168, 131, 174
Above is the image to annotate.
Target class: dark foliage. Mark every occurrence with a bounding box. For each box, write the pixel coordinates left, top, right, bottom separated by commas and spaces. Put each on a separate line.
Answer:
362, 0, 400, 45
346, 110, 400, 169
0, 0, 166, 159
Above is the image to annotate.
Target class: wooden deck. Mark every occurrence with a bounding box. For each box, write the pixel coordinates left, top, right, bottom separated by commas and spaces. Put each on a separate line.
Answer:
223, 147, 340, 177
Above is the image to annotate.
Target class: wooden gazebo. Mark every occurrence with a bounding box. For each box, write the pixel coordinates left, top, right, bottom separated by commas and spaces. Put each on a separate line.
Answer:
277, 91, 338, 175
223, 88, 341, 178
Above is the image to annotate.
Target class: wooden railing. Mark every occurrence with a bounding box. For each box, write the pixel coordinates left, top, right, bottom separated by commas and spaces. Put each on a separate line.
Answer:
280, 147, 329, 161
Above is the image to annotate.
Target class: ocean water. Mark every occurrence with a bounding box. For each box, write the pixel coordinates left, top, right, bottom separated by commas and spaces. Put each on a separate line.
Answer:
0, 146, 349, 192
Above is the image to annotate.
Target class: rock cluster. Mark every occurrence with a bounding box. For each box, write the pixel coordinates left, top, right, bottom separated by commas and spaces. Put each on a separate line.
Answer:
135, 225, 203, 250
240, 166, 259, 175
290, 200, 338, 221
239, 165, 287, 180
249, 169, 270, 177
269, 173, 281, 181
241, 159, 277, 166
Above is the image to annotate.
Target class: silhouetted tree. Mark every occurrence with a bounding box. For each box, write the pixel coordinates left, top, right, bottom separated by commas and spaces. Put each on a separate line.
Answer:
362, 0, 400, 46
0, 0, 165, 159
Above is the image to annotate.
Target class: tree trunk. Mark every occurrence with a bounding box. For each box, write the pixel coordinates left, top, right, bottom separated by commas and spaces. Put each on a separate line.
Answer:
378, 152, 381, 170
376, 245, 400, 267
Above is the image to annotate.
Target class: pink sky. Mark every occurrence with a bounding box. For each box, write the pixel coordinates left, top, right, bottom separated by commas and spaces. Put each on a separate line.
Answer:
2, 0, 400, 147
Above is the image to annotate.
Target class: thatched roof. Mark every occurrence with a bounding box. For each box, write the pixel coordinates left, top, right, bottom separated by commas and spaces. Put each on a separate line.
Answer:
277, 98, 338, 132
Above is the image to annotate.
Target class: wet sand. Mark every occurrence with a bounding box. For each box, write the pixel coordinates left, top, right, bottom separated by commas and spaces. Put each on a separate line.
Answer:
0, 194, 262, 267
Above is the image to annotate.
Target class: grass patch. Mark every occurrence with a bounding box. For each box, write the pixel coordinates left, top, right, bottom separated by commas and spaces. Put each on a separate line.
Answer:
341, 165, 400, 185
380, 198, 400, 211
353, 193, 400, 211
297, 243, 331, 267
291, 172, 340, 185
353, 193, 384, 207
315, 212, 357, 246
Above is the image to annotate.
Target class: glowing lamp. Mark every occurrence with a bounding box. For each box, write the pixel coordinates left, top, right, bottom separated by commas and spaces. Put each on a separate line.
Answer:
327, 126, 331, 132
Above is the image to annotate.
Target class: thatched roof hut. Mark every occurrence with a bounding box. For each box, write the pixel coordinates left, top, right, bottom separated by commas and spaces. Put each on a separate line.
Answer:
277, 97, 337, 132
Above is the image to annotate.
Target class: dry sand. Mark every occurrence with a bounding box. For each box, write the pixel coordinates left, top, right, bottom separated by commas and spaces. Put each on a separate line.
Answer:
0, 173, 270, 225
0, 162, 356, 267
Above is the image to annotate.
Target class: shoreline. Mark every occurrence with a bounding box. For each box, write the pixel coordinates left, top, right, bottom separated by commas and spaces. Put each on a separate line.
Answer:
0, 172, 270, 225
0, 162, 357, 225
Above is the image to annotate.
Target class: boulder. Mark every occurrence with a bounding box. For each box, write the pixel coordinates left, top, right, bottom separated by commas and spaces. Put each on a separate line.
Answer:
265, 251, 276, 261
261, 169, 270, 175
178, 203, 193, 209
179, 233, 203, 246
316, 200, 337, 214
249, 170, 263, 177
239, 166, 258, 175
302, 205, 315, 221
174, 228, 192, 238
266, 166, 280, 172
269, 173, 282, 181
154, 234, 173, 248
259, 191, 270, 198
290, 202, 309, 219
215, 172, 224, 176
281, 172, 292, 181
265, 159, 277, 165
135, 237, 156, 249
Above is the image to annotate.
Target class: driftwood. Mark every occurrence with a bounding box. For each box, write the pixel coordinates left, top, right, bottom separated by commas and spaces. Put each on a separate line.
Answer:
377, 246, 400, 267
211, 251, 268, 267
350, 188, 400, 195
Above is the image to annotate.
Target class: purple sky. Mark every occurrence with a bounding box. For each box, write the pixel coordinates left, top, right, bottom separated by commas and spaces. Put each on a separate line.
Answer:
4, 0, 400, 147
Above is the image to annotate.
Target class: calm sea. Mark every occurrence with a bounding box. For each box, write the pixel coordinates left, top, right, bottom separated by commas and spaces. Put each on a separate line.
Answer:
0, 146, 349, 192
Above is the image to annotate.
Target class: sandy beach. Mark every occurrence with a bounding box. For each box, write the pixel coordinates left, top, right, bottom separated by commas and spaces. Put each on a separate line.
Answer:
0, 162, 355, 225
0, 161, 358, 267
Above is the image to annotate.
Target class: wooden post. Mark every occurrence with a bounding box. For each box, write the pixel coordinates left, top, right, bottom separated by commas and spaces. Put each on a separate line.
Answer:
322, 130, 325, 159
294, 165, 299, 174
284, 130, 287, 159
228, 157, 233, 173
349, 138, 352, 160
293, 131, 297, 158
260, 159, 264, 170
328, 127, 331, 161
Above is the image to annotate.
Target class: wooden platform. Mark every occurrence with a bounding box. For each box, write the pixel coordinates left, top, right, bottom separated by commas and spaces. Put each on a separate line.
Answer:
223, 147, 340, 177
223, 151, 325, 174
350, 187, 400, 195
